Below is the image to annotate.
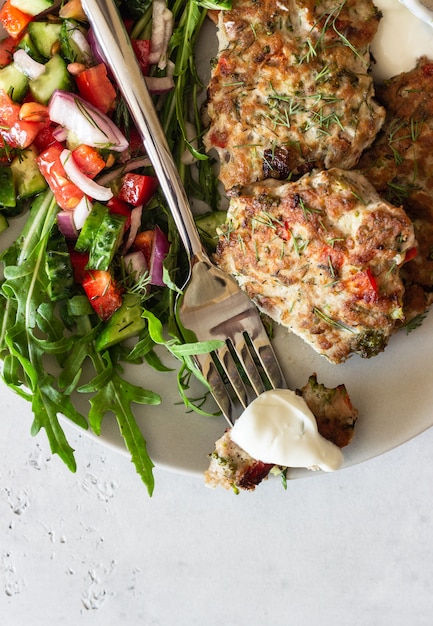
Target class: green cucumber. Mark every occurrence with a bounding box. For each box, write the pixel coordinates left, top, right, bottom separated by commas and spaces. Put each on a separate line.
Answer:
17, 33, 46, 63
0, 63, 28, 101
87, 213, 126, 271
27, 21, 62, 59
75, 201, 108, 252
10, 146, 48, 200
195, 210, 227, 250
29, 54, 72, 105
0, 167, 16, 208
45, 228, 74, 302
95, 294, 146, 351
11, 0, 54, 17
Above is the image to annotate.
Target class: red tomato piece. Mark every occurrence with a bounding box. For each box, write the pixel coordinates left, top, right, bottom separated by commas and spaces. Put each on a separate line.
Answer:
37, 143, 84, 210
82, 270, 123, 320
72, 144, 106, 179
107, 196, 132, 230
75, 64, 117, 114
365, 267, 378, 295
0, 90, 44, 149
68, 248, 90, 283
131, 39, 151, 75
0, 35, 17, 68
33, 124, 59, 151
131, 230, 154, 266
0, 1, 32, 38
117, 173, 158, 207
404, 246, 418, 262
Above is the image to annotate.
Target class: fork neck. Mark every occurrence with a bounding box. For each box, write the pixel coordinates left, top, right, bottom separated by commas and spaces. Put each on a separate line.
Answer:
81, 0, 208, 262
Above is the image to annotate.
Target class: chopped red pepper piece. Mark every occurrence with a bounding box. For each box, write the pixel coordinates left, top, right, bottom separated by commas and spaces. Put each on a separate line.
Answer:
117, 172, 158, 207
72, 144, 106, 179
107, 196, 132, 230
75, 64, 117, 114
404, 246, 418, 262
0, 1, 32, 39
37, 143, 84, 210
0, 90, 45, 149
68, 248, 90, 283
82, 270, 123, 320
0, 35, 17, 68
131, 39, 151, 75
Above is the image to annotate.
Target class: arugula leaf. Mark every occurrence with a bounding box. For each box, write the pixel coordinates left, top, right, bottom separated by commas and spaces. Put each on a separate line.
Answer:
0, 191, 87, 471
0, 190, 161, 492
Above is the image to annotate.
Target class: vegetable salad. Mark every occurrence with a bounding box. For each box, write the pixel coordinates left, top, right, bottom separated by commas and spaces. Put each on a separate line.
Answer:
0, 0, 226, 494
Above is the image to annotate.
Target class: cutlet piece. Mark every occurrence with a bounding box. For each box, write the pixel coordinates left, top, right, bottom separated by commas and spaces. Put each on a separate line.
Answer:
205, 432, 274, 492
204, 0, 385, 192
215, 168, 416, 363
299, 374, 357, 448
358, 57, 433, 322
204, 374, 358, 492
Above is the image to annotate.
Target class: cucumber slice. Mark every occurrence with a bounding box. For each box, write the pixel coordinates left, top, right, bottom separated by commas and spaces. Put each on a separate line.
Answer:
17, 33, 45, 63
95, 294, 146, 351
45, 228, 74, 302
87, 213, 126, 271
11, 0, 54, 17
195, 210, 227, 250
0, 167, 16, 208
29, 54, 72, 105
75, 202, 108, 252
0, 63, 29, 101
27, 21, 62, 58
10, 146, 48, 200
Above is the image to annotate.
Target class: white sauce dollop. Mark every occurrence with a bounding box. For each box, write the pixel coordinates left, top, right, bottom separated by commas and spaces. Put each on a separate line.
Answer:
372, 0, 433, 82
230, 389, 344, 472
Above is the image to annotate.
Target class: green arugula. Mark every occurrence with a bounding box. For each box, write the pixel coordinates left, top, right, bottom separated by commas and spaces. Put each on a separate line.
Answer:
0, 190, 161, 494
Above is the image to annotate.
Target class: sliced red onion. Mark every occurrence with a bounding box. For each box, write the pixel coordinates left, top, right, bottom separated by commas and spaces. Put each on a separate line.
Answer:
123, 204, 143, 253
52, 125, 68, 142
86, 28, 107, 67
124, 250, 148, 280
96, 156, 152, 186
150, 226, 169, 286
57, 210, 78, 240
73, 195, 93, 230
60, 148, 113, 201
48, 90, 129, 152
145, 75, 175, 94
13, 49, 45, 80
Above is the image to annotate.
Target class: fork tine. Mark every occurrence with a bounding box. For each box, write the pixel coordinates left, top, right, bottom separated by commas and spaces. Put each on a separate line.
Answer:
226, 336, 267, 398
193, 351, 240, 425
246, 324, 287, 391
217, 342, 251, 408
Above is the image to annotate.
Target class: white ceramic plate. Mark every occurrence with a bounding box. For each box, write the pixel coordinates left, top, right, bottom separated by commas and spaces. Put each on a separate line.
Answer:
1, 2, 433, 482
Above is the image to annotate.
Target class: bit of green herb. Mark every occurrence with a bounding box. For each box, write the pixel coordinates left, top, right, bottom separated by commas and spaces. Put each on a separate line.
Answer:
313, 307, 355, 333
401, 312, 428, 334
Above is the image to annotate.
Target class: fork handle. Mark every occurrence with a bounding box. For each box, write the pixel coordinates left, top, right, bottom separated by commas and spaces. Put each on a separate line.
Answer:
81, 0, 207, 263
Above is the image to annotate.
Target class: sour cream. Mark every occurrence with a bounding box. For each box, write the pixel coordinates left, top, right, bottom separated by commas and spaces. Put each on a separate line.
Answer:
230, 389, 344, 472
372, 0, 433, 82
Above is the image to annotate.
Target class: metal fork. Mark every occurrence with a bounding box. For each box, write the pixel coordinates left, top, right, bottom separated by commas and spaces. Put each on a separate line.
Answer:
82, 0, 287, 424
